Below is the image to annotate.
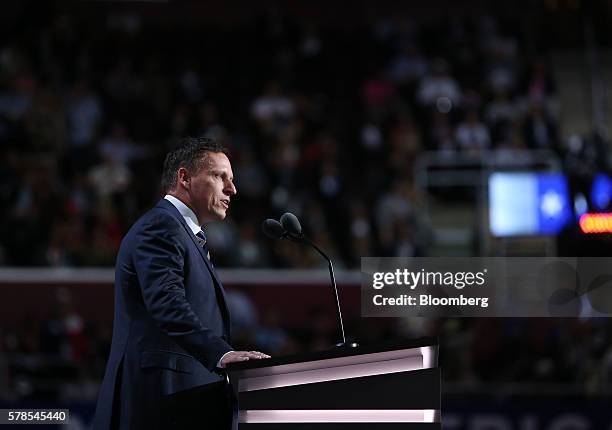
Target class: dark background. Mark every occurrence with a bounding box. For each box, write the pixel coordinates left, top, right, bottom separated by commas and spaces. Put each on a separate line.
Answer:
0, 0, 611, 428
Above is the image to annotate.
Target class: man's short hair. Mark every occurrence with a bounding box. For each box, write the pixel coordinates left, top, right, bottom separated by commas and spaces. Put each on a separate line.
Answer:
161, 137, 228, 193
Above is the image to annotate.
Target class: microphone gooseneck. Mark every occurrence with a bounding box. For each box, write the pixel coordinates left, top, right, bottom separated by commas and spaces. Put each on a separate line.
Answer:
300, 235, 347, 347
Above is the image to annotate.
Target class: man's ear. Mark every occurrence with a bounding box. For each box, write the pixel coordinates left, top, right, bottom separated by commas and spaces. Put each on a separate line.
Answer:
177, 167, 191, 189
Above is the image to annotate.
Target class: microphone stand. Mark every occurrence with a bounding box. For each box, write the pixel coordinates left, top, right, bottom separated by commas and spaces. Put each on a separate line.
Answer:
285, 232, 355, 348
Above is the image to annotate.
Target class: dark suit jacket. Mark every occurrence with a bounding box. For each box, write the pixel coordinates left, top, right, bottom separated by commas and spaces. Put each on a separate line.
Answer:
92, 198, 233, 429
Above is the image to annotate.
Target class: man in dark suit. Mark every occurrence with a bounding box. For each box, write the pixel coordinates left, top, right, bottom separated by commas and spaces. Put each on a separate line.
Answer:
93, 137, 270, 430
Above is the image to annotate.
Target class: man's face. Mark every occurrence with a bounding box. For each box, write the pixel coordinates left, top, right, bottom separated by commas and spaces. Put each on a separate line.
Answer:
187, 152, 237, 224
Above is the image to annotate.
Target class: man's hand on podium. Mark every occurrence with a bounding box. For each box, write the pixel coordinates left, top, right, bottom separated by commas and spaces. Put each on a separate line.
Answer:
219, 350, 271, 368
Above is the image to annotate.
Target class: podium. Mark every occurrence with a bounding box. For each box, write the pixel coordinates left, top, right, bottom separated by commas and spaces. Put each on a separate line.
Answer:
227, 337, 440, 429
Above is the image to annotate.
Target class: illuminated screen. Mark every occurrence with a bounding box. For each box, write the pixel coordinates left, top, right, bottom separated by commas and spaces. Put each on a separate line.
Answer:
489, 172, 572, 237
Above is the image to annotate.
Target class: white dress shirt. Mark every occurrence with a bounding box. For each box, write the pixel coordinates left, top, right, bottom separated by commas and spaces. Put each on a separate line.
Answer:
164, 194, 201, 235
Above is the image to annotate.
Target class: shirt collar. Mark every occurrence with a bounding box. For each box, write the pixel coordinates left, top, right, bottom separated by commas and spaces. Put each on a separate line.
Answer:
164, 194, 201, 235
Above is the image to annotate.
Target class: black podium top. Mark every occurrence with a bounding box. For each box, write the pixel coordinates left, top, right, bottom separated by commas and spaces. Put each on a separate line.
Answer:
226, 336, 438, 371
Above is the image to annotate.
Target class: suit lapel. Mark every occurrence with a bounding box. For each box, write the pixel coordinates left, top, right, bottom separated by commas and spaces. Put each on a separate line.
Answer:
155, 199, 231, 335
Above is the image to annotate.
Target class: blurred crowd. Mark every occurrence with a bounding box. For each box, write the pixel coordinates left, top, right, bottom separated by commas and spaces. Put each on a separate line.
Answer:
3, 5, 607, 268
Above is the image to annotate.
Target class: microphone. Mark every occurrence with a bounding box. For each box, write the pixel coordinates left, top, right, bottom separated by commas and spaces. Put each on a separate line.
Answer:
262, 219, 285, 239
280, 212, 302, 236
262, 213, 355, 348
